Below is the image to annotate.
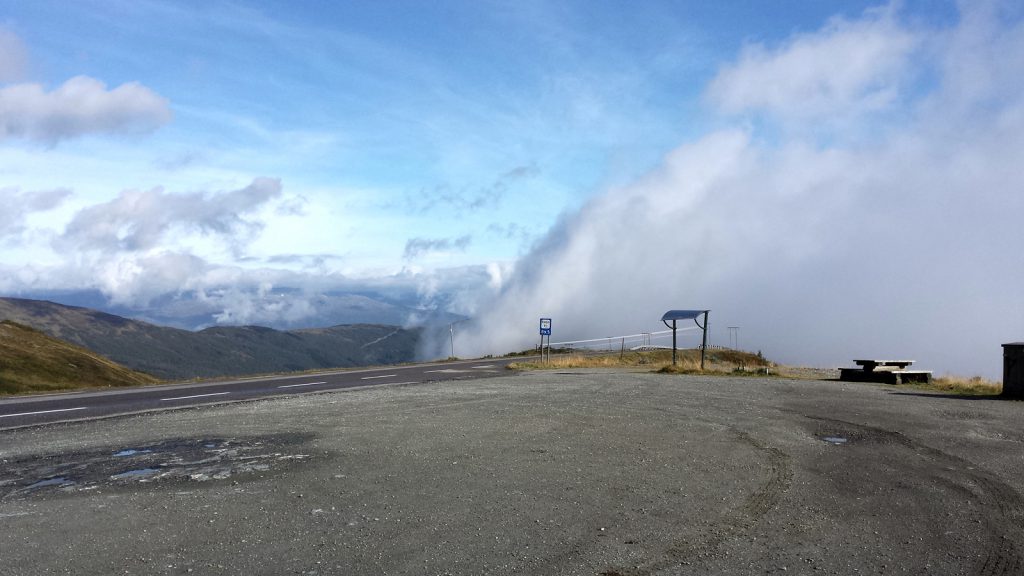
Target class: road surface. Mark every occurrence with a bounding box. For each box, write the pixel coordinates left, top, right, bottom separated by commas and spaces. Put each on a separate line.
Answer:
1, 369, 1022, 575
0, 357, 517, 429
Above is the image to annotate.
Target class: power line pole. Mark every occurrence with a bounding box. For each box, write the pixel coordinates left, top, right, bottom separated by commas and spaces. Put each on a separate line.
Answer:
728, 326, 740, 350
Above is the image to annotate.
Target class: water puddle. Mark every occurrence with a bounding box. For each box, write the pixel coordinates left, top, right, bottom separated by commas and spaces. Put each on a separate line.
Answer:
3, 433, 314, 500
822, 436, 848, 445
111, 468, 162, 480
113, 449, 153, 457
27, 477, 75, 489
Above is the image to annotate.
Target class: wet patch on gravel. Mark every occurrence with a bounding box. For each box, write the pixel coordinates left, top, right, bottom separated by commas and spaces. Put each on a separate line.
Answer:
820, 435, 848, 445
0, 433, 313, 500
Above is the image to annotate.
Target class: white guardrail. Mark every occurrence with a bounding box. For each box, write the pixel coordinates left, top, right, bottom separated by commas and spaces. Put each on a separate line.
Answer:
547, 327, 730, 352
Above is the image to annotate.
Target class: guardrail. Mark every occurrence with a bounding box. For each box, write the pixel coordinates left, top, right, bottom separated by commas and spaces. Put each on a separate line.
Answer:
543, 328, 742, 352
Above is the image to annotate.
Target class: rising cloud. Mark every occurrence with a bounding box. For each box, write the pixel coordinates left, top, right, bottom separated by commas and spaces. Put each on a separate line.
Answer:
706, 5, 918, 123
0, 75, 172, 145
437, 3, 1024, 379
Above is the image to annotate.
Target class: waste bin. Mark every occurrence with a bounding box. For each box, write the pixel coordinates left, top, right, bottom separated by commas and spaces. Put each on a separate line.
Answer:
1003, 343, 1024, 398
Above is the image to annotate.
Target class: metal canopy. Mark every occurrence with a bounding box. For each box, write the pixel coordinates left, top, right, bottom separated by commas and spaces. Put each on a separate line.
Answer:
661, 310, 709, 322
660, 309, 710, 369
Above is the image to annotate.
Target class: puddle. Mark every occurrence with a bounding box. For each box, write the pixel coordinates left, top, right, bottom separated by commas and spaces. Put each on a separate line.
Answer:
2, 433, 315, 500
27, 477, 74, 489
822, 436, 848, 445
113, 449, 153, 457
111, 468, 161, 480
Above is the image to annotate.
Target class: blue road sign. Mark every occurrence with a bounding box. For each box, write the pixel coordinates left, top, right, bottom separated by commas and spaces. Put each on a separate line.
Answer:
539, 318, 552, 336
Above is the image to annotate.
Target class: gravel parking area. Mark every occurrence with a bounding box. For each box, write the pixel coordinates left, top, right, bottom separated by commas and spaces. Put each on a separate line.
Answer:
2, 370, 1022, 575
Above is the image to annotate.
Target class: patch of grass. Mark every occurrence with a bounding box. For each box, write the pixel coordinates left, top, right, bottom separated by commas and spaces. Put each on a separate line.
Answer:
508, 348, 773, 375
925, 375, 1002, 396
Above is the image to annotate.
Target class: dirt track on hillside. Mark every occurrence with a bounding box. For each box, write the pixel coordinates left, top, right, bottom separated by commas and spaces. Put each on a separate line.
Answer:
1, 371, 1022, 575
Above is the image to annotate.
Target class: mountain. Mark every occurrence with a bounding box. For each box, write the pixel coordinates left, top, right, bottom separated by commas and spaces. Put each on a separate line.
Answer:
15, 288, 464, 331
0, 320, 160, 395
0, 297, 421, 381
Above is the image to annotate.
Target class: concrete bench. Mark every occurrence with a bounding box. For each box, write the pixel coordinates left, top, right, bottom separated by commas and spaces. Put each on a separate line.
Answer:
840, 360, 932, 384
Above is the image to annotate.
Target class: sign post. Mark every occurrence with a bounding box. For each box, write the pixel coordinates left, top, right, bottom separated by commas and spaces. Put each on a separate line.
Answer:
539, 318, 552, 362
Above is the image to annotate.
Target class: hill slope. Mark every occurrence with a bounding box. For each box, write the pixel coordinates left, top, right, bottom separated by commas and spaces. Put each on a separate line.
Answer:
0, 320, 160, 395
0, 297, 420, 380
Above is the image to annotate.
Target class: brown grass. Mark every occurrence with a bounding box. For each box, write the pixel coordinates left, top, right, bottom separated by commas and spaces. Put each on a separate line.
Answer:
0, 320, 160, 396
926, 375, 1002, 396
507, 350, 1005, 396
507, 348, 771, 375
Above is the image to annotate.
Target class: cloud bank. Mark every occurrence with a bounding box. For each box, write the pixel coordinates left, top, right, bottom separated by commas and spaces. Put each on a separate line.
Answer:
438, 3, 1024, 378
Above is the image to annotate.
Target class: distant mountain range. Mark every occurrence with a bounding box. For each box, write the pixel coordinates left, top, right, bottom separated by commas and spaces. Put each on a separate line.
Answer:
0, 297, 421, 381
13, 288, 463, 331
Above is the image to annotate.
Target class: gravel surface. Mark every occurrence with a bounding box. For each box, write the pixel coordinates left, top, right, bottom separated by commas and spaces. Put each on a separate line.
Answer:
1, 370, 1022, 575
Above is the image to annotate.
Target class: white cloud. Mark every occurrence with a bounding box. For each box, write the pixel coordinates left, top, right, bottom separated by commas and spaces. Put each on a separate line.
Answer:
403, 235, 472, 260
58, 177, 282, 254
0, 27, 29, 82
0, 75, 172, 145
0, 187, 72, 238
705, 5, 918, 122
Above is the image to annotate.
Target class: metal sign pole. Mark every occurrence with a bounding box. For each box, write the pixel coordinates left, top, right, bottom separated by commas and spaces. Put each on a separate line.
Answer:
539, 318, 552, 363
672, 319, 677, 366
699, 311, 709, 370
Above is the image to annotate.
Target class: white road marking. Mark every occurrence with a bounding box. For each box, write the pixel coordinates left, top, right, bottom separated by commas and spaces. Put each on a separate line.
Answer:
0, 406, 87, 419
278, 381, 327, 389
160, 392, 230, 402
360, 374, 397, 380
425, 369, 469, 374
472, 365, 496, 369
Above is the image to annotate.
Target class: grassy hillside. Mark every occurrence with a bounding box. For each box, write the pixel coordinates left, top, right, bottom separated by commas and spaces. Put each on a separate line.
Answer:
0, 320, 160, 395
0, 297, 420, 380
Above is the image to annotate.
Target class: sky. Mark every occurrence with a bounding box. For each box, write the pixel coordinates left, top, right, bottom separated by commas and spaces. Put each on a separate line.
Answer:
1, 0, 1022, 378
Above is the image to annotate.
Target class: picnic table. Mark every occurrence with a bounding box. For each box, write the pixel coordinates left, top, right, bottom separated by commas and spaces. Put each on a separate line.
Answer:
839, 359, 932, 384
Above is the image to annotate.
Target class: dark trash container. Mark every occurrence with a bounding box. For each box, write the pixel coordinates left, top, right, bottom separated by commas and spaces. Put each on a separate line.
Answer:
1003, 343, 1024, 398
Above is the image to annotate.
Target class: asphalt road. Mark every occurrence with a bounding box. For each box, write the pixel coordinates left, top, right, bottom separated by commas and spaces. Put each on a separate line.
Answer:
0, 357, 517, 429
1, 369, 1022, 575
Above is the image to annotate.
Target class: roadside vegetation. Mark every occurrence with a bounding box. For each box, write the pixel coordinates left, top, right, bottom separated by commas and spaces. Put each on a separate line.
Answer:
508, 348, 1005, 396
507, 348, 772, 375
0, 320, 160, 396
924, 375, 1002, 396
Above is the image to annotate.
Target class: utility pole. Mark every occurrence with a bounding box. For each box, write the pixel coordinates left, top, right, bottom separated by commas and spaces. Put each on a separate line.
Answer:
448, 319, 471, 359
728, 326, 740, 350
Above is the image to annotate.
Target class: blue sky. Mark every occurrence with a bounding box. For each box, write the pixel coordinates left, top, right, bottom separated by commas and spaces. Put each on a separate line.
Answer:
2, 1, 1023, 377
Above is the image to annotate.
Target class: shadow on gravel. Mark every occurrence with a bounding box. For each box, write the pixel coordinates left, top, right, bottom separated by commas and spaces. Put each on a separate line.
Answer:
887, 391, 1011, 401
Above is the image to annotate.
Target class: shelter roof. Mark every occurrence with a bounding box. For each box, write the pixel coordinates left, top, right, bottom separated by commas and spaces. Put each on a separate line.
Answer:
660, 310, 709, 322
